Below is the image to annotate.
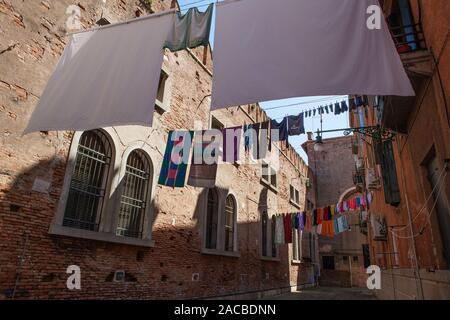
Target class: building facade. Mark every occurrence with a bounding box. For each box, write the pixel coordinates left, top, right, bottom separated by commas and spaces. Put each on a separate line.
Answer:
349, 0, 450, 299
0, 0, 314, 299
303, 135, 369, 288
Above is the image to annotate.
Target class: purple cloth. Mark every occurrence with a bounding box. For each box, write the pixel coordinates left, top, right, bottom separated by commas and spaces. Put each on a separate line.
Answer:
299, 212, 305, 231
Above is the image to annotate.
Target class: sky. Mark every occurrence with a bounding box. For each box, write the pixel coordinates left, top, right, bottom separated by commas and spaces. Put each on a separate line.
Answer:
178, 0, 352, 163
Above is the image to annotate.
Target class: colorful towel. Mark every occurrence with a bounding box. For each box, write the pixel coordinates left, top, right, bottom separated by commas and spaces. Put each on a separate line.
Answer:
159, 131, 194, 188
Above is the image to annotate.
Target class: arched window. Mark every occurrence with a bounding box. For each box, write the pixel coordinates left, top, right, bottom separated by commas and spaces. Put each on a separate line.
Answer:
224, 195, 236, 252
205, 188, 218, 249
261, 211, 268, 257
63, 130, 112, 231
116, 150, 152, 238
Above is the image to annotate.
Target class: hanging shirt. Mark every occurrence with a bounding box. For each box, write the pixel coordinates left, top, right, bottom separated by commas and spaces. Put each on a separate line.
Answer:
243, 124, 251, 152
305, 211, 312, 232
317, 208, 323, 225
283, 214, 293, 243
334, 102, 341, 115
287, 113, 305, 136
275, 215, 285, 244
248, 122, 269, 160
341, 101, 348, 112
294, 213, 300, 229
164, 4, 214, 52
299, 212, 305, 231
271, 118, 288, 143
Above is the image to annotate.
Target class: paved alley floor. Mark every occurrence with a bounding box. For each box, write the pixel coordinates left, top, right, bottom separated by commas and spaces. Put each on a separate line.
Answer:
264, 287, 377, 300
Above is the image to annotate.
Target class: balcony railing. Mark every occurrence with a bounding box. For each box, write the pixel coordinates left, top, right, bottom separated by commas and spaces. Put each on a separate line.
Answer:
389, 23, 426, 54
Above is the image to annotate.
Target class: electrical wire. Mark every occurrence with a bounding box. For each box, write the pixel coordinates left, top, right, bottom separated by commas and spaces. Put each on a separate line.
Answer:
390, 164, 447, 233
390, 170, 448, 239
264, 96, 348, 111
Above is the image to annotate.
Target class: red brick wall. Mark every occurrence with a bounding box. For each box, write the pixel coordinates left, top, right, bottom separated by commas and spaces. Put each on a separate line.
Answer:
0, 0, 312, 299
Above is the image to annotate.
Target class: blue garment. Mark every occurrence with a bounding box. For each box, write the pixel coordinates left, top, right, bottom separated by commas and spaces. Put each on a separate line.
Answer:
287, 113, 305, 136
358, 109, 365, 127
334, 102, 341, 115
271, 118, 288, 143
341, 101, 348, 112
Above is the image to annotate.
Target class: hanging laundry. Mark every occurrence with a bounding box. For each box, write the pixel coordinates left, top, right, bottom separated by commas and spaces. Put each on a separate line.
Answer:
222, 126, 242, 163
325, 105, 329, 114
343, 200, 349, 212
313, 109, 317, 116
271, 118, 288, 143
333, 218, 340, 234
247, 122, 269, 160
341, 101, 348, 112
211, 0, 414, 110
322, 220, 335, 237
25, 10, 174, 133
329, 104, 334, 113
275, 215, 285, 244
159, 131, 194, 188
327, 206, 333, 220
305, 212, 312, 232
330, 205, 336, 217
358, 109, 365, 127
283, 214, 293, 243
356, 196, 362, 208
363, 95, 369, 107
287, 113, 305, 136
312, 209, 318, 226
164, 4, 214, 52
308, 110, 312, 117
315, 223, 322, 235
355, 95, 363, 107
244, 124, 251, 152
294, 213, 300, 230
317, 208, 323, 225
334, 102, 341, 115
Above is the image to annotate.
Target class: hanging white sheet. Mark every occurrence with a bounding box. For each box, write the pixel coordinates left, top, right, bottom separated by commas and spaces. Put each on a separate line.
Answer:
24, 10, 174, 133
211, 0, 415, 110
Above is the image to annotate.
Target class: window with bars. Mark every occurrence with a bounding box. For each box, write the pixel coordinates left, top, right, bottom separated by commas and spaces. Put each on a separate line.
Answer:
63, 130, 112, 231
116, 150, 151, 238
205, 188, 218, 249
224, 195, 236, 252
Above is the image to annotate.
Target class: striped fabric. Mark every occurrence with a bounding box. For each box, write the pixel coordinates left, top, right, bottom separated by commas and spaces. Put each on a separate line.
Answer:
158, 131, 194, 188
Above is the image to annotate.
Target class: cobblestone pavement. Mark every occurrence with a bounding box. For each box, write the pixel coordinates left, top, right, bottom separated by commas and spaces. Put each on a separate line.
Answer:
264, 287, 378, 300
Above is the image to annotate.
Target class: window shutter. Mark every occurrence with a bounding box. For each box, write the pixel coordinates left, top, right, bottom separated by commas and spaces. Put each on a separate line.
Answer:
380, 140, 401, 206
